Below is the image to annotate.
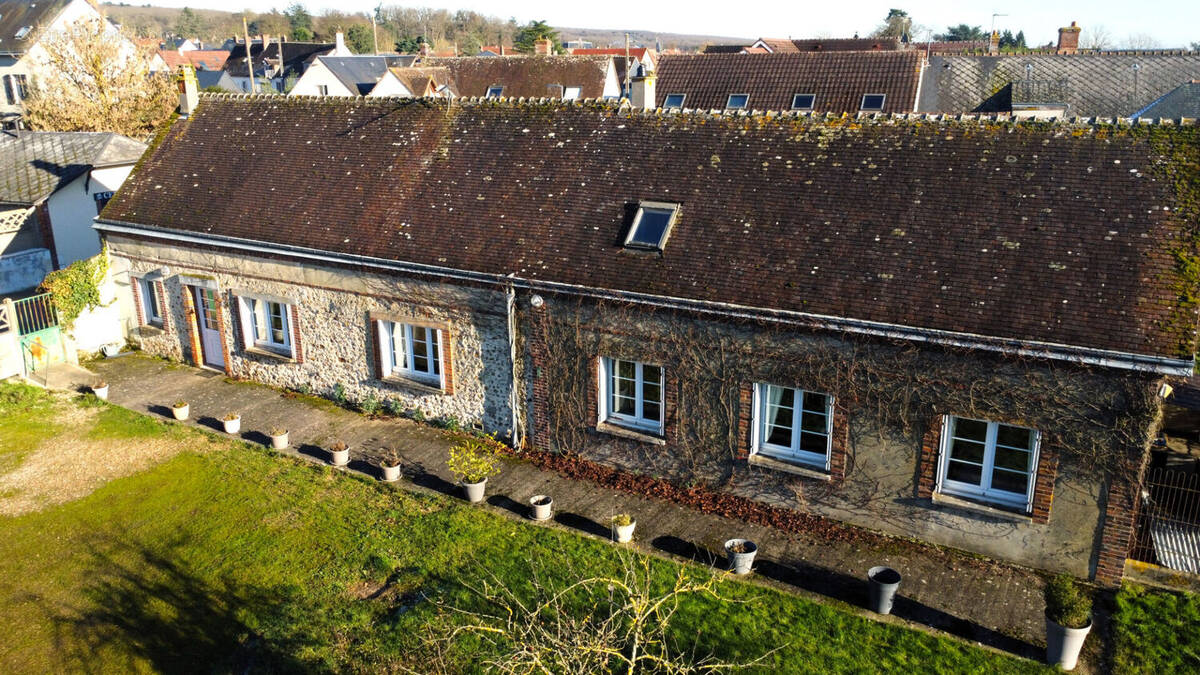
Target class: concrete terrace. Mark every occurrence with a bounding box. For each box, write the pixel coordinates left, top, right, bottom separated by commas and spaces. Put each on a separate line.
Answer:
75, 354, 1083, 667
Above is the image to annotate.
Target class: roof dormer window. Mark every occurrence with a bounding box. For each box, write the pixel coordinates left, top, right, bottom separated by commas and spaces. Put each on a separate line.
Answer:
625, 202, 679, 250
726, 93, 749, 109
486, 85, 504, 98
860, 93, 886, 111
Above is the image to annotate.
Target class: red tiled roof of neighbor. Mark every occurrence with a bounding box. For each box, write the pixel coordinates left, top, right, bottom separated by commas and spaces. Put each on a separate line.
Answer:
572, 47, 650, 60
656, 51, 923, 112
158, 49, 229, 71
422, 55, 612, 98
789, 38, 902, 51
757, 38, 800, 53
102, 96, 1199, 361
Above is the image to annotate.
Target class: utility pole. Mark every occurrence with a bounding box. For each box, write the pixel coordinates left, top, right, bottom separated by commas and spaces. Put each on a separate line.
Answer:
242, 16, 257, 94
624, 32, 631, 98
371, 4, 380, 55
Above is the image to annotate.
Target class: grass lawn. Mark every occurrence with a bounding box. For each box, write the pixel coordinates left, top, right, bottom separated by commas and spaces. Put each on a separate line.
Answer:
1112, 583, 1200, 674
0, 381, 1051, 673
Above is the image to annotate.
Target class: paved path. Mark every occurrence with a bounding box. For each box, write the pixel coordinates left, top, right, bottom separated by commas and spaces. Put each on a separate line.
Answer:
78, 355, 1064, 665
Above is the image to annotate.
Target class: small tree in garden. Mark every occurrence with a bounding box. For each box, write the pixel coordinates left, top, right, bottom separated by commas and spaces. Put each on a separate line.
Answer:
39, 248, 110, 329
22, 17, 175, 137
446, 434, 501, 484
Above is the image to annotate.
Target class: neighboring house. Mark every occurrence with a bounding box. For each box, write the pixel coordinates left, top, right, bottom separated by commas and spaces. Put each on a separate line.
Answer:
0, 0, 142, 126
377, 66, 450, 98
97, 94, 1199, 587
421, 54, 620, 99
289, 55, 417, 97
223, 36, 350, 93
1133, 80, 1200, 119
571, 47, 657, 98
652, 51, 924, 112
0, 130, 144, 293
195, 69, 238, 93
703, 37, 903, 54
158, 48, 229, 72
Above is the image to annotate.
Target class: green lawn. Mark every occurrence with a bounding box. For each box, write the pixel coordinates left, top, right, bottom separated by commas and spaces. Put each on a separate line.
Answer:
1112, 583, 1200, 674
0, 381, 1050, 673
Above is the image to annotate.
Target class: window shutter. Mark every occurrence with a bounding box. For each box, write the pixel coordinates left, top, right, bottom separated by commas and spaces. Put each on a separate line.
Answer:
3, 76, 14, 106
1026, 430, 1042, 514
235, 297, 252, 350
933, 415, 949, 495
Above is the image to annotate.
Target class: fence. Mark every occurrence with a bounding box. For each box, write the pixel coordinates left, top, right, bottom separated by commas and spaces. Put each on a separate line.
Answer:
1131, 467, 1200, 575
13, 293, 57, 336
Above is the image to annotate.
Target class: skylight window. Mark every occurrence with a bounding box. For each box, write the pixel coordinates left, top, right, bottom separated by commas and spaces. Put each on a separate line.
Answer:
14, 25, 32, 40
860, 93, 886, 111
486, 85, 504, 97
625, 202, 679, 250
726, 93, 749, 109
662, 93, 685, 108
563, 85, 581, 100
791, 94, 815, 110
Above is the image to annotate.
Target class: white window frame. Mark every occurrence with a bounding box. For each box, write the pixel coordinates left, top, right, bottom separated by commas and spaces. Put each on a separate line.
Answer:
562, 85, 582, 100
377, 320, 445, 388
662, 93, 686, 108
791, 93, 816, 110
936, 415, 1041, 511
726, 93, 750, 109
624, 201, 679, 250
860, 93, 886, 111
751, 383, 833, 470
316, 84, 329, 96
237, 295, 294, 356
598, 357, 664, 435
486, 85, 505, 98
137, 278, 162, 326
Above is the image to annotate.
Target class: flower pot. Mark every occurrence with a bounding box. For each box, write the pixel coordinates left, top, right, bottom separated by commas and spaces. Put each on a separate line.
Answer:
724, 538, 758, 575
1046, 615, 1092, 671
172, 404, 189, 421
329, 447, 350, 467
867, 566, 902, 615
380, 463, 401, 482
223, 417, 241, 434
529, 495, 553, 521
92, 385, 109, 401
269, 431, 289, 450
614, 520, 636, 543
101, 344, 120, 358
462, 478, 486, 503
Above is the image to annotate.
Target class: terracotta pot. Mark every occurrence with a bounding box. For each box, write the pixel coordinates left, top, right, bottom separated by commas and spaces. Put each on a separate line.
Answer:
223, 417, 241, 434
172, 404, 189, 421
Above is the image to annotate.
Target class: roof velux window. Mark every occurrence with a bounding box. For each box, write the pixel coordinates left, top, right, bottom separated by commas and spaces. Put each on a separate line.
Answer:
486, 85, 504, 97
860, 93, 886, 111
662, 93, 685, 108
14, 25, 32, 40
563, 85, 582, 100
791, 94, 816, 110
625, 202, 679, 250
726, 93, 750, 109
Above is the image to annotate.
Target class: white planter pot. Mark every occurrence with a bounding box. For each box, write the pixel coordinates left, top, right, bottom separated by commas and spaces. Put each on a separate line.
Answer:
92, 385, 109, 401
330, 447, 350, 467
1046, 616, 1092, 671
380, 463, 401, 482
614, 521, 636, 543
172, 404, 189, 421
223, 417, 241, 434
462, 479, 486, 503
724, 538, 758, 575
270, 432, 289, 450
529, 495, 553, 521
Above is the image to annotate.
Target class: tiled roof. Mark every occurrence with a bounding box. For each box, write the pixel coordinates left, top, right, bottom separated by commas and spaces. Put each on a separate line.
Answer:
158, 49, 229, 71
0, 0, 69, 55
756, 38, 799, 53
223, 41, 334, 78
789, 38, 902, 52
0, 131, 145, 204
656, 52, 923, 112
913, 40, 990, 54
919, 53, 1200, 117
422, 55, 612, 98
389, 66, 449, 96
318, 56, 415, 95
701, 44, 746, 54
1135, 81, 1200, 119
103, 96, 1199, 361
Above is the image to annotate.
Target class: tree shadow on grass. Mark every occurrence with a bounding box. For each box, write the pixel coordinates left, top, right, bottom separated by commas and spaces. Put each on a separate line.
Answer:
40, 533, 321, 674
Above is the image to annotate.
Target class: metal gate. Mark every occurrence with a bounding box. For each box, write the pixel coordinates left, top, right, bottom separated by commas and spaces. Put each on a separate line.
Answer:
13, 293, 65, 378
1131, 467, 1200, 575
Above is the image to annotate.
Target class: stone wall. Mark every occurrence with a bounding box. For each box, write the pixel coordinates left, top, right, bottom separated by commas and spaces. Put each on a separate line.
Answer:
107, 235, 515, 433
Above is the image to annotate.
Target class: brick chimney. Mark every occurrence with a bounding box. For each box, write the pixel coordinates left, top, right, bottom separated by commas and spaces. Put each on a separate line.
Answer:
1057, 21, 1081, 54
534, 38, 553, 55
177, 65, 198, 116
989, 30, 1000, 55
630, 63, 655, 110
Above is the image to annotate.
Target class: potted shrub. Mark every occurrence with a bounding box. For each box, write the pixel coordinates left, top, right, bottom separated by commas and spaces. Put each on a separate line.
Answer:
612, 513, 636, 543
222, 412, 241, 434
379, 448, 402, 482
171, 400, 189, 421
92, 381, 109, 401
724, 538, 758, 575
529, 495, 553, 521
1044, 574, 1092, 670
329, 440, 350, 467
268, 427, 289, 450
447, 435, 501, 503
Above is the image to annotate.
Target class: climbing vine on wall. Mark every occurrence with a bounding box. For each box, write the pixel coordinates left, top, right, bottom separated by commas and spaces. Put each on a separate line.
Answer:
39, 246, 110, 329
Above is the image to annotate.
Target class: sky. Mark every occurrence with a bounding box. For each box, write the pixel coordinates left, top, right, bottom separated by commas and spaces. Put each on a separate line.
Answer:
140, 0, 1200, 48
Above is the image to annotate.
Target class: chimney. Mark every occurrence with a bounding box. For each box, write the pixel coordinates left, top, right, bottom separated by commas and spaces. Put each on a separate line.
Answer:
335, 31, 346, 53
1057, 21, 1081, 54
989, 30, 1000, 55
534, 37, 553, 56
177, 65, 198, 116
630, 63, 655, 110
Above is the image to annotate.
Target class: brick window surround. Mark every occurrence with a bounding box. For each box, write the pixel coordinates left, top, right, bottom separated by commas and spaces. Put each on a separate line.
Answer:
368, 315, 454, 395
737, 381, 849, 482
917, 414, 1057, 524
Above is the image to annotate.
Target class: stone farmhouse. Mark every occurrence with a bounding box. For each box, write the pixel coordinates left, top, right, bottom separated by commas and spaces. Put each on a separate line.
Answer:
96, 94, 1200, 586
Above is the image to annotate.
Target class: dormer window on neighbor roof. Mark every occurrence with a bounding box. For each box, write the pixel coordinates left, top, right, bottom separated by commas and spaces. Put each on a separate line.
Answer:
860, 94, 886, 111
486, 85, 504, 98
663, 93, 686, 108
563, 85, 582, 100
791, 94, 816, 110
625, 202, 679, 250
726, 94, 750, 109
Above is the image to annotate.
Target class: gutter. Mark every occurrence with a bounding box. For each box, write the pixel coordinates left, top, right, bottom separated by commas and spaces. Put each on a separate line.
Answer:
94, 219, 1195, 377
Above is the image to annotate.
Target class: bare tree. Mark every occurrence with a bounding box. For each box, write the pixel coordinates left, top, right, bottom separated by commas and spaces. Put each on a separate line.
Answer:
1124, 33, 1163, 50
1080, 24, 1113, 50
23, 17, 174, 137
